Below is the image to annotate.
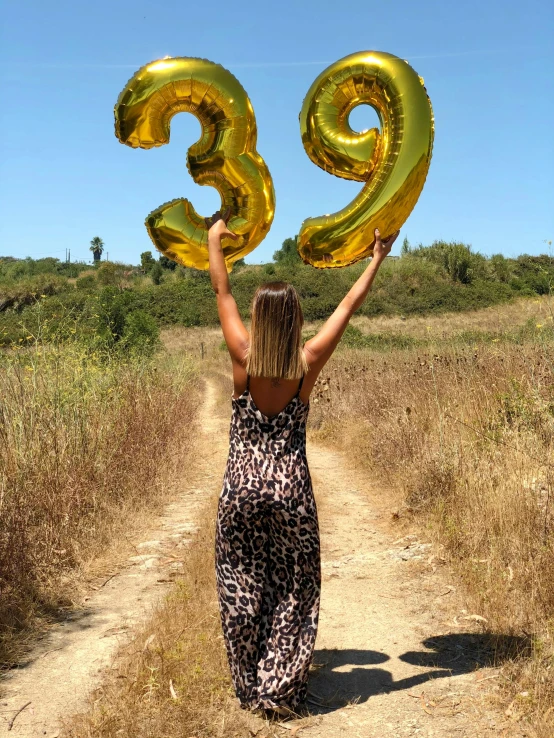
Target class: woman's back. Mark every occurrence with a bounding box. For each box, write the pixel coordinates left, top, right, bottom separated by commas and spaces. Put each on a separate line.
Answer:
230, 374, 308, 461
234, 372, 310, 419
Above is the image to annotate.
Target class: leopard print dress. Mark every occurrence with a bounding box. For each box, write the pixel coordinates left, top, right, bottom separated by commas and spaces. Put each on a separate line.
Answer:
215, 375, 321, 712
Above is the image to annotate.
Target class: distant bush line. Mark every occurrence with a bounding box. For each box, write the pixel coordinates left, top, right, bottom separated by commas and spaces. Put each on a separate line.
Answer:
1, 241, 553, 348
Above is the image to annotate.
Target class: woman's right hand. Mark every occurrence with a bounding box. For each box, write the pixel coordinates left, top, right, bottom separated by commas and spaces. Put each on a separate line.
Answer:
373, 228, 400, 261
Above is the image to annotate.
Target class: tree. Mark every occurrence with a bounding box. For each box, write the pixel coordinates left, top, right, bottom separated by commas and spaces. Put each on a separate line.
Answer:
233, 258, 246, 270
273, 236, 301, 264
150, 262, 163, 285
90, 236, 104, 262
96, 261, 125, 288
489, 254, 511, 283
401, 236, 411, 256
413, 241, 483, 284
159, 255, 177, 270
140, 251, 156, 271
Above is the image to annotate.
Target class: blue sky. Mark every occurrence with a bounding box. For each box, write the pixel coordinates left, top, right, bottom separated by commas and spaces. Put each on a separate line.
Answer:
1, 0, 552, 265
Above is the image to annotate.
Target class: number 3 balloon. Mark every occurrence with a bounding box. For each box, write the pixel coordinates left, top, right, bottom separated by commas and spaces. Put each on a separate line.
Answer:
299, 51, 434, 268
114, 57, 275, 271
114, 51, 432, 270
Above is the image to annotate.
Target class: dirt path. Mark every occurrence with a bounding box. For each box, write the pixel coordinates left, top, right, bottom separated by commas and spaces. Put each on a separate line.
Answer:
0, 380, 227, 738
286, 445, 527, 738
1, 380, 526, 737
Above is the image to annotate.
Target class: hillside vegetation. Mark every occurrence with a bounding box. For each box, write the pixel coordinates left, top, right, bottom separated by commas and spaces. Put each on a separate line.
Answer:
2, 240, 553, 349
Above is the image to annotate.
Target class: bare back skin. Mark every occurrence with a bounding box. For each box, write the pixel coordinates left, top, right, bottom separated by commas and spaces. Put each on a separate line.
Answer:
231, 365, 313, 417
206, 217, 399, 410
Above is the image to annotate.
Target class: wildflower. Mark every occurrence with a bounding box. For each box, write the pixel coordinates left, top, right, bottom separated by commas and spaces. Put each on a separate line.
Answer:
536, 324, 543, 329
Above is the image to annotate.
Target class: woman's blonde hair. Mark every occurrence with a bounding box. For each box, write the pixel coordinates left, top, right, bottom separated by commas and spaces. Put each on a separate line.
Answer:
245, 282, 309, 379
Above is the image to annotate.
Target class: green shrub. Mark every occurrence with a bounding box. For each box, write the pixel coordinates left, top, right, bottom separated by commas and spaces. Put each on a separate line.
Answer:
512, 255, 554, 295
96, 262, 126, 287
0, 256, 88, 282
0, 274, 69, 312
76, 274, 96, 290
412, 241, 487, 284
150, 262, 164, 285
489, 254, 512, 283
121, 310, 160, 355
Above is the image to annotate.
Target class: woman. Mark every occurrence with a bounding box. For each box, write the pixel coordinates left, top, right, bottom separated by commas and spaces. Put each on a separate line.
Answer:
208, 211, 398, 716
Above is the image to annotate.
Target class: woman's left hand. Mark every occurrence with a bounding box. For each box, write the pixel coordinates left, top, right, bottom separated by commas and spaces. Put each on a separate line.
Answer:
209, 218, 238, 240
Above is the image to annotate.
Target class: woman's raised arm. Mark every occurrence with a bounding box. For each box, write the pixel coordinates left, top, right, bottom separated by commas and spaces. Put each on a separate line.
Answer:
207, 218, 249, 365
304, 228, 399, 372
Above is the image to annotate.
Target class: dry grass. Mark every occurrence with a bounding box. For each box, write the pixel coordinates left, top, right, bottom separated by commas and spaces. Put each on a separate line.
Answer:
161, 325, 224, 358
161, 296, 551, 351
0, 344, 199, 668
62, 501, 253, 738
309, 301, 554, 734
347, 294, 553, 339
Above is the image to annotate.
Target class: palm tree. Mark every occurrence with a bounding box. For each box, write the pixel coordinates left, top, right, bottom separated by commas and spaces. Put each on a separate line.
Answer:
90, 236, 104, 262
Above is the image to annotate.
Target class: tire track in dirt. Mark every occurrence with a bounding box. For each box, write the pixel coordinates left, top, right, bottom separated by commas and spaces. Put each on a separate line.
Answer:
0, 380, 228, 738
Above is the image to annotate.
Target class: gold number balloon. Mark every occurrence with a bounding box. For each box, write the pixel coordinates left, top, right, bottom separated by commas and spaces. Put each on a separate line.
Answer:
299, 51, 434, 268
114, 57, 275, 270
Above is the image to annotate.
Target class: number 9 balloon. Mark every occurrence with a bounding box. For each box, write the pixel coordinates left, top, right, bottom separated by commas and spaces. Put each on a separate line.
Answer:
114, 57, 275, 270
298, 51, 434, 268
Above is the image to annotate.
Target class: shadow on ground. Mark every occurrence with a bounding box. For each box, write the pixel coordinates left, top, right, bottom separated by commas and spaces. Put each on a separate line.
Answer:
307, 633, 531, 713
2, 607, 106, 673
